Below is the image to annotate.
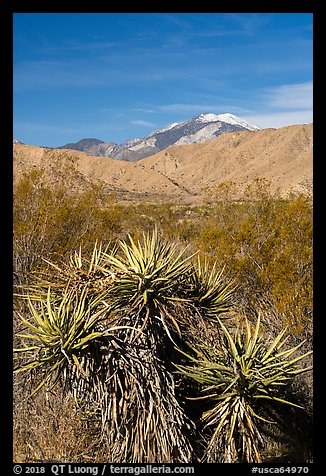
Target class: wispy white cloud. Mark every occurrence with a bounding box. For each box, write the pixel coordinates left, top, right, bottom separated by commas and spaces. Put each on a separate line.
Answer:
131, 119, 157, 128
242, 110, 313, 129
14, 56, 193, 92
154, 103, 254, 115
227, 13, 269, 36
237, 81, 313, 128
132, 108, 157, 114
13, 120, 124, 138
165, 13, 262, 43
39, 39, 119, 55
263, 81, 313, 110
14, 121, 79, 135
14, 60, 101, 91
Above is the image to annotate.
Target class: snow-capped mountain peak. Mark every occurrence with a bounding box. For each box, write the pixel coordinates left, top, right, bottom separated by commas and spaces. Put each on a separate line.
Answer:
195, 113, 222, 123
56, 112, 260, 161
122, 112, 260, 157
216, 113, 260, 131
195, 112, 259, 131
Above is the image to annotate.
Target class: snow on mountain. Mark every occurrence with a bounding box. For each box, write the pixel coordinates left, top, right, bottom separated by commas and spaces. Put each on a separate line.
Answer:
148, 122, 180, 136
123, 122, 180, 148
194, 112, 259, 130
175, 122, 224, 145
195, 113, 222, 123
214, 113, 259, 131
124, 112, 260, 155
55, 113, 260, 161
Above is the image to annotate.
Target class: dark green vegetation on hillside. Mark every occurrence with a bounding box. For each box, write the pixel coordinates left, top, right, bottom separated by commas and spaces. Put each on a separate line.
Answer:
13, 170, 313, 463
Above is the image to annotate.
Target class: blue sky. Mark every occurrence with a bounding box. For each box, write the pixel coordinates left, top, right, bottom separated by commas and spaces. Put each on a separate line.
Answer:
13, 13, 313, 147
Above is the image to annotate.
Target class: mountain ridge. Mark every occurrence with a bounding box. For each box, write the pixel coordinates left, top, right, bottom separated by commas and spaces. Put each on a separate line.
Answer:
56, 112, 261, 161
13, 123, 312, 204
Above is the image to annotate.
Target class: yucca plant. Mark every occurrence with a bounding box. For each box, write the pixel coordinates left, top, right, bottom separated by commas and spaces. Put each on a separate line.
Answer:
102, 229, 195, 338
14, 285, 112, 394
14, 228, 236, 463
19, 241, 119, 301
187, 256, 235, 320
176, 314, 312, 463
86, 229, 199, 462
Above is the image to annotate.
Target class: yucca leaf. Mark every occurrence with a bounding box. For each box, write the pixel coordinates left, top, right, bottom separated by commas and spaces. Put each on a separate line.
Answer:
20, 316, 48, 337
246, 314, 261, 358
222, 375, 240, 394
290, 366, 313, 375
260, 327, 288, 363
71, 353, 81, 366
14, 362, 39, 373
245, 318, 252, 348
217, 318, 240, 362
254, 394, 304, 409
285, 350, 313, 367
228, 399, 241, 443
13, 345, 39, 353
274, 340, 308, 360
74, 332, 104, 349
15, 333, 44, 341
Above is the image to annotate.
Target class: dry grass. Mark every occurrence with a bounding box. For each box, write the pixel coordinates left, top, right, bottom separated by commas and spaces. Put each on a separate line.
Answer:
13, 381, 108, 463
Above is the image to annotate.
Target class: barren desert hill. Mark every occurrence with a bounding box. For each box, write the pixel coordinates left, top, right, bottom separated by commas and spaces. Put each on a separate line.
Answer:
13, 144, 185, 199
13, 123, 312, 202
139, 124, 313, 197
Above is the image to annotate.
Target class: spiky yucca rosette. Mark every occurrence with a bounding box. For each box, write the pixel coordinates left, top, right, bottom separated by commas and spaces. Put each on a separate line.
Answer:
175, 315, 312, 463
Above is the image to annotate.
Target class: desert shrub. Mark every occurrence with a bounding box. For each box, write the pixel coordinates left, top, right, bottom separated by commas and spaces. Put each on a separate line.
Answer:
195, 180, 312, 336
13, 171, 123, 284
